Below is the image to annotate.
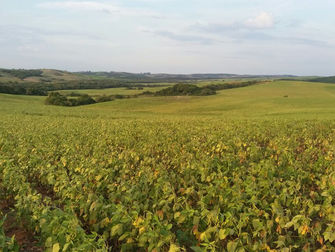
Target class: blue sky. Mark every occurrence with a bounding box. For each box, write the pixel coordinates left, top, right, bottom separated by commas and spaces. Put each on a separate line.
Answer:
1, 0, 334, 75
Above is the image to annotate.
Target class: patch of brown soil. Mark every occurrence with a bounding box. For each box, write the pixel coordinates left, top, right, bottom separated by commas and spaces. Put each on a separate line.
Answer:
1, 199, 43, 252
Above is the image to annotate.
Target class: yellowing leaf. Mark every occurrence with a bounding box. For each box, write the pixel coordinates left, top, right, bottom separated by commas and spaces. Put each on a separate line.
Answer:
52, 243, 60, 252
200, 232, 207, 241
139, 226, 146, 234
219, 229, 228, 240
169, 244, 180, 252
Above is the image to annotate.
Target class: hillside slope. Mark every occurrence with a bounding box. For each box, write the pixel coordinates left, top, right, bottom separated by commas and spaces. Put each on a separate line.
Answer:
0, 69, 90, 83
2, 80, 335, 120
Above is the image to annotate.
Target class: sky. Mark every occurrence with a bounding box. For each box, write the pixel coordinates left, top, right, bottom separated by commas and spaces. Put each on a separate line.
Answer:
0, 0, 334, 75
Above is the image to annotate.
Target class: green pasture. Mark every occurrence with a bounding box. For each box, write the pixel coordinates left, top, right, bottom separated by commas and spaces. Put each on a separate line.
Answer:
2, 80, 335, 119
1, 80, 335, 120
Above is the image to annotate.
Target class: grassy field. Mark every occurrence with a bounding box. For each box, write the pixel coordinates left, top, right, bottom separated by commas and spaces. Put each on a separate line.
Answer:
2, 80, 335, 119
1, 80, 335, 251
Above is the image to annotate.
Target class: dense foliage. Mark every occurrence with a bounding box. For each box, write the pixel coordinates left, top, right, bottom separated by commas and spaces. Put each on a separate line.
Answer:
0, 85, 47, 96
0, 80, 167, 96
1, 116, 335, 251
45, 92, 96, 106
154, 81, 261, 97
45, 92, 134, 106
307, 76, 335, 84
204, 80, 261, 91
155, 84, 216, 96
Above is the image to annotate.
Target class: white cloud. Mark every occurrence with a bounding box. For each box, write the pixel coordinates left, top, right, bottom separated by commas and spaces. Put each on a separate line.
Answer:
245, 12, 274, 29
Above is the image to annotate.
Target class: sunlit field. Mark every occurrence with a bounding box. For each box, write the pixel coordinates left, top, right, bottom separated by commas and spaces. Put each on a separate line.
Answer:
1, 80, 335, 251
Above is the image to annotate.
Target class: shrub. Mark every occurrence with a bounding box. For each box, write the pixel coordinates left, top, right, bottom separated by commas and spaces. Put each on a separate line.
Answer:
95, 95, 114, 103
45, 92, 96, 106
45, 92, 69, 106
76, 95, 96, 106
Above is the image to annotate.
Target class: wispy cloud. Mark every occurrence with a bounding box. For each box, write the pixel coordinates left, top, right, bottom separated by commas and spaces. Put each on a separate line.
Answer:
140, 9, 330, 49
38, 1, 163, 18
140, 27, 217, 44
0, 24, 112, 54
190, 12, 275, 34
38, 1, 119, 13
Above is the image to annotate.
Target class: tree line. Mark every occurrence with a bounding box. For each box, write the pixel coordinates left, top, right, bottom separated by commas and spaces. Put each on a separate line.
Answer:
45, 92, 137, 106
0, 85, 47, 96
0, 80, 167, 96
152, 81, 261, 96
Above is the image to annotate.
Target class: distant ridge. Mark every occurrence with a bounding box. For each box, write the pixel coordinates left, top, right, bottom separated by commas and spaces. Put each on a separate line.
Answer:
77, 71, 297, 81
0, 68, 303, 83
0, 68, 89, 83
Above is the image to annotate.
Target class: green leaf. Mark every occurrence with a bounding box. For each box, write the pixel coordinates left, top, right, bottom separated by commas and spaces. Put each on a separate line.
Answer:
118, 233, 129, 241
252, 219, 262, 230
227, 241, 238, 252
111, 224, 123, 236
63, 243, 70, 251
45, 237, 53, 248
324, 231, 335, 242
191, 246, 204, 252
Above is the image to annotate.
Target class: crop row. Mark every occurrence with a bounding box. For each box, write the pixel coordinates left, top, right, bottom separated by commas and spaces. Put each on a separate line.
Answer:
0, 115, 335, 251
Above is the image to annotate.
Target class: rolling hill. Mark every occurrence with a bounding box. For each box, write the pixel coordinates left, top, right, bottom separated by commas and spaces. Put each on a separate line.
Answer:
2, 80, 335, 119
0, 69, 90, 83
0, 68, 298, 83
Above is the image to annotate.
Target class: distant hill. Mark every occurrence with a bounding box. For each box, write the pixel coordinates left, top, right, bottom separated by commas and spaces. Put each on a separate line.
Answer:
307, 76, 335, 83
0, 68, 299, 83
77, 71, 297, 81
0, 69, 90, 83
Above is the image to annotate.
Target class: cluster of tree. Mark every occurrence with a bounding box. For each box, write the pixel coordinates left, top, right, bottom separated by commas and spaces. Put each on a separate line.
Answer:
0, 85, 47, 96
45, 92, 137, 106
0, 79, 168, 96
204, 80, 261, 91
0, 78, 261, 99
307, 76, 335, 84
44, 80, 136, 90
0, 69, 43, 79
154, 84, 216, 96
151, 81, 261, 97
45, 92, 96, 106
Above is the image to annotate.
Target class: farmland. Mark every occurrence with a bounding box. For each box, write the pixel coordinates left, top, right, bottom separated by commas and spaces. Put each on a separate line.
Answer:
1, 80, 335, 251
